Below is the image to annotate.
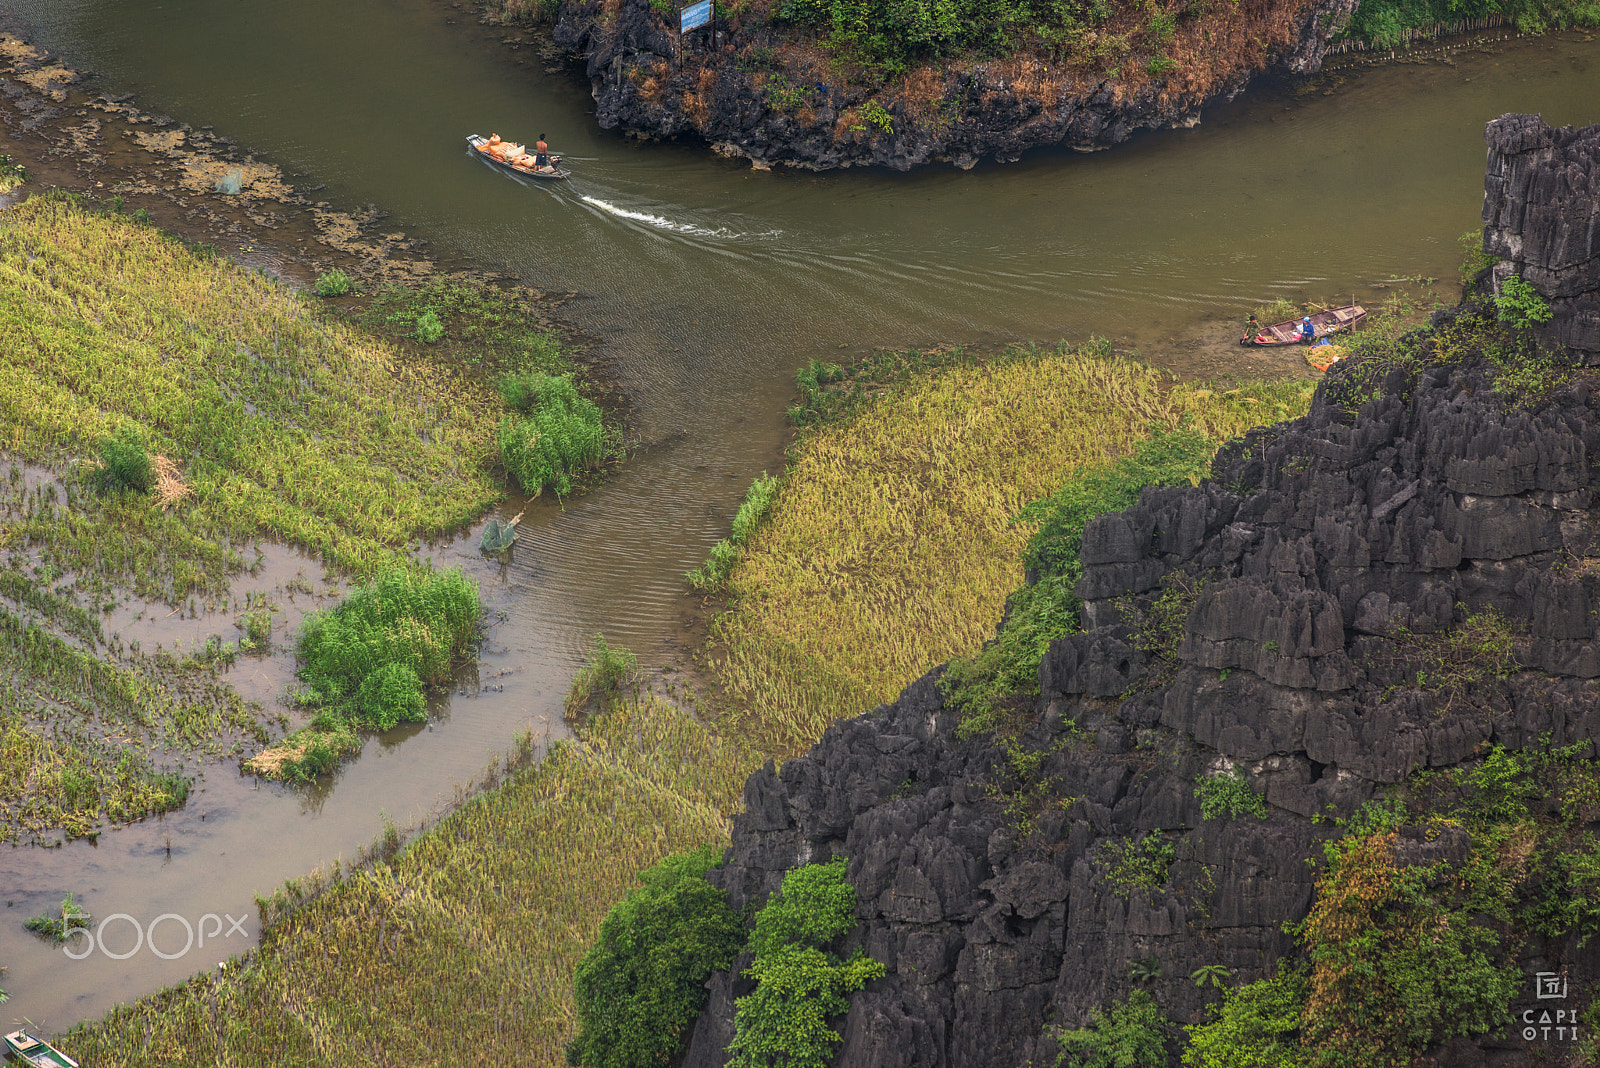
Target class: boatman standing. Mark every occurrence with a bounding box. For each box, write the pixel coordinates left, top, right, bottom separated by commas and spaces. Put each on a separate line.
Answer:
535, 133, 551, 171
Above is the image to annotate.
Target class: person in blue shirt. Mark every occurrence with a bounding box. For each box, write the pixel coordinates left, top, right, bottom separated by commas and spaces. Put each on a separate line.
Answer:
1299, 317, 1315, 343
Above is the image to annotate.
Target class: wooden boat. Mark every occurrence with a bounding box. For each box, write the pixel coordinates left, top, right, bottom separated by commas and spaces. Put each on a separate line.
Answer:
4, 1031, 79, 1068
466, 134, 569, 181
1241, 304, 1366, 346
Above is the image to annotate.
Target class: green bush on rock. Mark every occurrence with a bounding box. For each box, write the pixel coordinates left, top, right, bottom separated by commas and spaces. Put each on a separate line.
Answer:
1055, 989, 1170, 1068
1183, 964, 1307, 1068
566, 843, 746, 1068
728, 857, 885, 1068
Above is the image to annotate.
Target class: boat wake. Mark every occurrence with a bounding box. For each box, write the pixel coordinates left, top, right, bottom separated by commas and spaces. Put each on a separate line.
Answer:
579, 195, 775, 240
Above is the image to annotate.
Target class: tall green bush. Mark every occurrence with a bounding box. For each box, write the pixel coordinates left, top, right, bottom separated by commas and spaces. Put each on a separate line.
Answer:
296, 567, 479, 730
1183, 964, 1307, 1068
566, 843, 746, 1068
727, 857, 885, 1068
1055, 989, 1170, 1068
496, 372, 605, 496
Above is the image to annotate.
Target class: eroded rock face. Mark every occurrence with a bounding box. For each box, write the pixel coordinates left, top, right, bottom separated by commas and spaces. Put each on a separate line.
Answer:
552, 0, 1358, 171
683, 336, 1600, 1068
1483, 114, 1600, 355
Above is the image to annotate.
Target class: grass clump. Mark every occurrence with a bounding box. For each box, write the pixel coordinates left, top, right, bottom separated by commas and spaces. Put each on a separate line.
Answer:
313, 269, 353, 297
415, 308, 445, 343
1055, 989, 1170, 1068
566, 843, 745, 1068
355, 275, 576, 377
24, 892, 91, 942
1195, 766, 1268, 821
247, 568, 478, 780
727, 857, 886, 1068
99, 424, 154, 494
688, 472, 780, 592
497, 372, 606, 497
565, 633, 640, 722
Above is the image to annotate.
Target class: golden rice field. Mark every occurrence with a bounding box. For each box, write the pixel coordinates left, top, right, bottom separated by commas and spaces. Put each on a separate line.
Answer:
63, 695, 758, 1066
0, 192, 503, 597
704, 346, 1315, 756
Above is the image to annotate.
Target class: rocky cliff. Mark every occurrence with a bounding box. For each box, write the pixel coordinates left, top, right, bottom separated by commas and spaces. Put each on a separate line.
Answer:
681, 116, 1600, 1068
552, 0, 1358, 171
1483, 113, 1600, 357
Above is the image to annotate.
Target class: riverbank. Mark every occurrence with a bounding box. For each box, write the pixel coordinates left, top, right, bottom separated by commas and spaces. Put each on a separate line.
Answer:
482, 0, 1597, 172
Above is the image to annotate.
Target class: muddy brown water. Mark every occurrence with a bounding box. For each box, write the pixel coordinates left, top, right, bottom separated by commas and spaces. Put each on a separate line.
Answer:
0, 0, 1597, 1032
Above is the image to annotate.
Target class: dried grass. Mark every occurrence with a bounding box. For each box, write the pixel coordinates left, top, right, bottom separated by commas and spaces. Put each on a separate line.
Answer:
151, 454, 189, 509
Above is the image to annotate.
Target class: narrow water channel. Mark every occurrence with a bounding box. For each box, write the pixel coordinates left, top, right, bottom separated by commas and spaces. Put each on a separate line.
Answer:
0, 0, 1597, 1029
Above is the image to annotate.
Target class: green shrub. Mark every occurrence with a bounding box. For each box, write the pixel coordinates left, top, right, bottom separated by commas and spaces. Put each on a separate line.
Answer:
1094, 834, 1176, 897
727, 857, 886, 1068
296, 567, 478, 731
1299, 825, 1519, 1068
1495, 275, 1553, 329
356, 662, 427, 730
1055, 989, 1169, 1068
314, 269, 353, 297
564, 633, 639, 720
687, 473, 781, 591
566, 844, 746, 1068
1183, 963, 1308, 1068
860, 100, 894, 134
1457, 230, 1495, 286
496, 372, 605, 497
99, 424, 154, 493
415, 308, 445, 344
1196, 767, 1268, 821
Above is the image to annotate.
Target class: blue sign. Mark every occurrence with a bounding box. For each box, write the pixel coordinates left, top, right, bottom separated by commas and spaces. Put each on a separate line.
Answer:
680, 0, 711, 31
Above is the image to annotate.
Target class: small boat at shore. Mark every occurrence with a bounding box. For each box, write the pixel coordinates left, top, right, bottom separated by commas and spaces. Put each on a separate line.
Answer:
466, 134, 569, 181
1241, 304, 1366, 346
4, 1031, 79, 1068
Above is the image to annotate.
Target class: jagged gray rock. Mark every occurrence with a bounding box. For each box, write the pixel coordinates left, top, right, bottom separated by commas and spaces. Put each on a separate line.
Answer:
1483, 113, 1600, 355
681, 118, 1600, 1068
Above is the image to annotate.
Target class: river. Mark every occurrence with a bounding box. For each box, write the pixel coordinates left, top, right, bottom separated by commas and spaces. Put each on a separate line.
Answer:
0, 0, 1596, 1030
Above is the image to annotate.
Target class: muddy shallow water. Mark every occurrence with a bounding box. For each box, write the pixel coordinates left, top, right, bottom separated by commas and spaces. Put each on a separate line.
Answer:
0, 0, 1597, 1031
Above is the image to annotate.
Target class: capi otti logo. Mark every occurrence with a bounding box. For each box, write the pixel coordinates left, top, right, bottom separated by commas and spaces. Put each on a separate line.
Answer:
1522, 971, 1580, 1044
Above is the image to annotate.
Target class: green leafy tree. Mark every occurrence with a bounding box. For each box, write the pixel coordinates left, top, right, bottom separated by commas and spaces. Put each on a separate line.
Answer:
1495, 274, 1553, 329
1183, 964, 1308, 1068
727, 857, 886, 1068
566, 843, 746, 1068
1055, 988, 1169, 1068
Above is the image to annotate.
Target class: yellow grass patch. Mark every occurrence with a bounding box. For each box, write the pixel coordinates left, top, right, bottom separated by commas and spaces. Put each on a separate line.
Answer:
704, 346, 1314, 756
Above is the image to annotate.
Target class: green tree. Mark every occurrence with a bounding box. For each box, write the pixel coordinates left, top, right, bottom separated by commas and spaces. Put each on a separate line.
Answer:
1055, 988, 1169, 1068
727, 857, 886, 1068
1183, 964, 1308, 1068
566, 843, 746, 1068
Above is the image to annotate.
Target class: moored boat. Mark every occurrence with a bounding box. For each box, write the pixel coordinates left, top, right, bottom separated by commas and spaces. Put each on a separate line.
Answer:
1241, 303, 1366, 346
466, 133, 569, 181
3, 1031, 79, 1068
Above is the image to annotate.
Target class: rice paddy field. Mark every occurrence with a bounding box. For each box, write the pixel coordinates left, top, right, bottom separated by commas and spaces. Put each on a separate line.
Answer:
62, 694, 759, 1066
44, 335, 1315, 1065
702, 346, 1316, 756
0, 192, 508, 843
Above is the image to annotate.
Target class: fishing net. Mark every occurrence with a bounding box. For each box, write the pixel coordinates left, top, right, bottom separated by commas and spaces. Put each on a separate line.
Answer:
213, 168, 243, 195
